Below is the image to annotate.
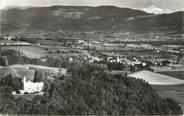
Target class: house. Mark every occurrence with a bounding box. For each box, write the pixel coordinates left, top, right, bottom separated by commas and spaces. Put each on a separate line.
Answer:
107, 56, 117, 63
19, 77, 44, 94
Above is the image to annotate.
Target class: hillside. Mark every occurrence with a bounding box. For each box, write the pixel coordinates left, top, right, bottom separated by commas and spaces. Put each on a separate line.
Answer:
0, 63, 183, 115
1, 5, 183, 34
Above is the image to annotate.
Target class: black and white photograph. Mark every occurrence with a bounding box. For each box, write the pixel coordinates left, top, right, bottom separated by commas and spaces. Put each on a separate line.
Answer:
0, 0, 184, 115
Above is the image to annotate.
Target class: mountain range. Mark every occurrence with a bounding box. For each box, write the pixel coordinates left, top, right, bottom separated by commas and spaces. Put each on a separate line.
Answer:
1, 5, 184, 34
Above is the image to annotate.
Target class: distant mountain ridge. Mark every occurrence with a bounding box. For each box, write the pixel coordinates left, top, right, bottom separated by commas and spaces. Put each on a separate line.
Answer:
1, 5, 184, 34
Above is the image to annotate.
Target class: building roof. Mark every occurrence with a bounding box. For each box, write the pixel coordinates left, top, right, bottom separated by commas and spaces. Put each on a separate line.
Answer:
128, 70, 184, 85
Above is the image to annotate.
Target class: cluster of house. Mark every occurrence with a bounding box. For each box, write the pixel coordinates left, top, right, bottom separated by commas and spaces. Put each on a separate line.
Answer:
0, 34, 16, 40
87, 53, 148, 67
0, 34, 32, 46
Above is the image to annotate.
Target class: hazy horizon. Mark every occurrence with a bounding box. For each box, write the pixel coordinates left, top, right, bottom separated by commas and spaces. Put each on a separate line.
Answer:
0, 0, 184, 14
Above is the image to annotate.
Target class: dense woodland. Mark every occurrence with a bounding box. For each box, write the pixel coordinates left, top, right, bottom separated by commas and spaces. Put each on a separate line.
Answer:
0, 49, 183, 115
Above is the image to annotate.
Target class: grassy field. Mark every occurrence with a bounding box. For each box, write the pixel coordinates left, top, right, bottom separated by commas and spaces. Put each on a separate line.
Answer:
158, 71, 184, 80
37, 40, 64, 46
152, 84, 184, 113
2, 45, 45, 58
128, 70, 184, 85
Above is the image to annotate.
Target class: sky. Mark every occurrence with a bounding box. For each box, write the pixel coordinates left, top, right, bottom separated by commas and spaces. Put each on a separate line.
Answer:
0, 0, 184, 14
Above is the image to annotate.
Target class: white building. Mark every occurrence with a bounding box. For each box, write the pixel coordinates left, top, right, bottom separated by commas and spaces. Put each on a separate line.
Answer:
20, 77, 44, 94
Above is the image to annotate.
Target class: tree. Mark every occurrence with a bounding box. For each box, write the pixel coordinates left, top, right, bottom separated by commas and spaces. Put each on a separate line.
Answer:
0, 86, 20, 114
34, 70, 47, 82
162, 60, 170, 66
0, 74, 23, 92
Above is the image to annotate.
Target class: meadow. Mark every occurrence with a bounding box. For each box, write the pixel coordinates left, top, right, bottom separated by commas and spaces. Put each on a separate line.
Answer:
2, 45, 46, 58
158, 71, 184, 80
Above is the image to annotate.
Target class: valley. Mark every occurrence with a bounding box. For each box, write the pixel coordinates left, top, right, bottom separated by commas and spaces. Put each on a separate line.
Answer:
0, 5, 184, 115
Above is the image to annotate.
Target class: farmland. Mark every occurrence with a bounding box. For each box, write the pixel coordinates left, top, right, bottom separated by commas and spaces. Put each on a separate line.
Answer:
158, 71, 184, 80
1, 45, 46, 58
128, 70, 184, 85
